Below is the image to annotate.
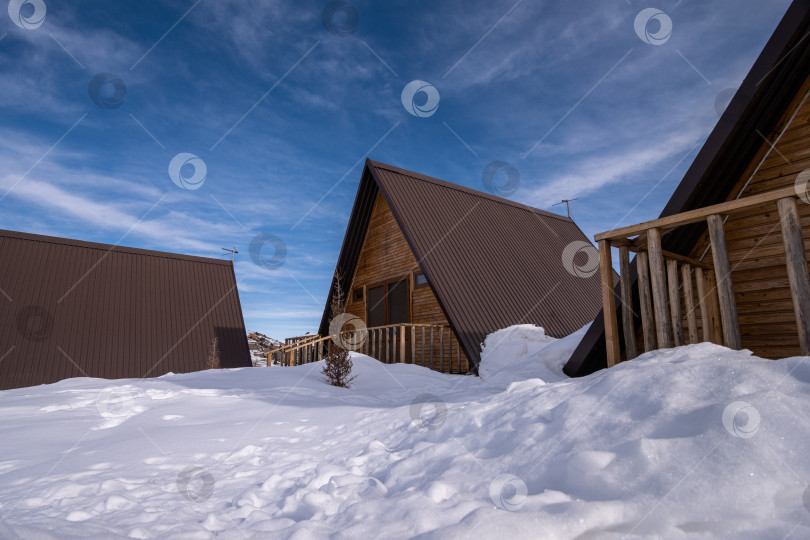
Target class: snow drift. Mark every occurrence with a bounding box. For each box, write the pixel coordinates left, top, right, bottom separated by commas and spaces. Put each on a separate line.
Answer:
0, 326, 809, 538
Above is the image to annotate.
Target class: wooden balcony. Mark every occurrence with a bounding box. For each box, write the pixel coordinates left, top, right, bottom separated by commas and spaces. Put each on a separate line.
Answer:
596, 185, 810, 367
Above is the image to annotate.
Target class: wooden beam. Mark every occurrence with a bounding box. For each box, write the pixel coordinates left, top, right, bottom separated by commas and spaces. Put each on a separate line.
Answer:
430, 326, 434, 369
595, 185, 797, 242
667, 259, 685, 346
777, 197, 810, 355
411, 326, 416, 364
612, 238, 713, 270
599, 240, 621, 367
647, 228, 672, 349
439, 328, 444, 372
636, 251, 656, 352
619, 247, 638, 360
695, 267, 722, 344
400, 325, 406, 363
707, 213, 741, 349
681, 263, 699, 344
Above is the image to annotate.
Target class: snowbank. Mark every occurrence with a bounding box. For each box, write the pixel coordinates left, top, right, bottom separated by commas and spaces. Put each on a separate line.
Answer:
478, 323, 590, 384
1, 330, 809, 538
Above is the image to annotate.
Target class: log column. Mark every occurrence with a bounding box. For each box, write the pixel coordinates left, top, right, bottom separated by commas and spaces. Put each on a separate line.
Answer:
636, 251, 656, 352
707, 213, 741, 349
619, 246, 638, 360
681, 264, 699, 344
647, 228, 672, 348
599, 239, 621, 367
777, 197, 810, 355
667, 259, 685, 346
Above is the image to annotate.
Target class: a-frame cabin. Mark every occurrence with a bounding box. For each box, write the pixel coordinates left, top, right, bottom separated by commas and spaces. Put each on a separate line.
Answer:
318, 160, 607, 373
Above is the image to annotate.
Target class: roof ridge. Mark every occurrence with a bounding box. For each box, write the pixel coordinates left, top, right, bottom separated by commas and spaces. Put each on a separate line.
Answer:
0, 229, 231, 266
366, 160, 572, 223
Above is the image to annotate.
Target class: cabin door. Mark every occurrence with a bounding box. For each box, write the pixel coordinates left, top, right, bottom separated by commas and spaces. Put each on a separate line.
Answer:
366, 279, 410, 362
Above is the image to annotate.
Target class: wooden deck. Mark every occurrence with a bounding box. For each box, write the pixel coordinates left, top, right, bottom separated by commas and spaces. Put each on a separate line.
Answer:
268, 322, 469, 374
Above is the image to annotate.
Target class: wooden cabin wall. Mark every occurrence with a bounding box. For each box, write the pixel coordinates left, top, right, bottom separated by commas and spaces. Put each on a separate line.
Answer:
682, 74, 810, 359
343, 192, 470, 372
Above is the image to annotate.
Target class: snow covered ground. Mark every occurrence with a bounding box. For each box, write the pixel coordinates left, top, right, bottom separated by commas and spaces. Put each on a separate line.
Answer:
1, 326, 809, 538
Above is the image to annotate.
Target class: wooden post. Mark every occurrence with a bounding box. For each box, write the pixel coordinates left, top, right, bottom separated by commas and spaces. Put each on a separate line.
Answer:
400, 325, 406, 363
647, 228, 672, 349
619, 246, 638, 360
777, 197, 810, 355
411, 326, 415, 364
636, 251, 656, 352
422, 327, 426, 366
707, 213, 741, 349
696, 267, 722, 344
440, 328, 445, 372
448, 331, 453, 373
681, 264, 699, 344
599, 239, 621, 367
667, 259, 684, 346
430, 325, 433, 369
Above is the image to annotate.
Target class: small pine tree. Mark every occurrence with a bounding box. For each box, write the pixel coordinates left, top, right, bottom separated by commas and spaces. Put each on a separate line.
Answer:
206, 337, 220, 369
323, 271, 356, 388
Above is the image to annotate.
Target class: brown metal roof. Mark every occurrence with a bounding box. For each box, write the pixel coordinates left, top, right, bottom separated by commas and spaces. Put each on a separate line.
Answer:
319, 160, 606, 370
564, 0, 810, 376
0, 229, 251, 390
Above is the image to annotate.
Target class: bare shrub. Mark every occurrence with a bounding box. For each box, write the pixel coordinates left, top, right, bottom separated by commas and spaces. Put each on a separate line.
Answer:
323, 271, 356, 388
206, 337, 220, 369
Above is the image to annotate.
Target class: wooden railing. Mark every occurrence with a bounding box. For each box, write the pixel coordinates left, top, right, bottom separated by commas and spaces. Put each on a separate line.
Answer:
267, 323, 467, 373
596, 185, 810, 367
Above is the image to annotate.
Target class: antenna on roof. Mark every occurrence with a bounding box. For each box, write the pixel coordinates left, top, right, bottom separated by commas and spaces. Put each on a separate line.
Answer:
221, 247, 238, 262
552, 198, 579, 219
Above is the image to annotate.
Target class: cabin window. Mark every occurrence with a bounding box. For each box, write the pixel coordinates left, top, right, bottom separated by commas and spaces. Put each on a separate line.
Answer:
352, 287, 363, 302
387, 280, 409, 324
414, 272, 429, 289
367, 279, 410, 327
367, 286, 386, 327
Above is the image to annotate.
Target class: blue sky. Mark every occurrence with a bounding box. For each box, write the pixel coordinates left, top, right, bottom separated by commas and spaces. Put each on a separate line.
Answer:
0, 0, 793, 339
